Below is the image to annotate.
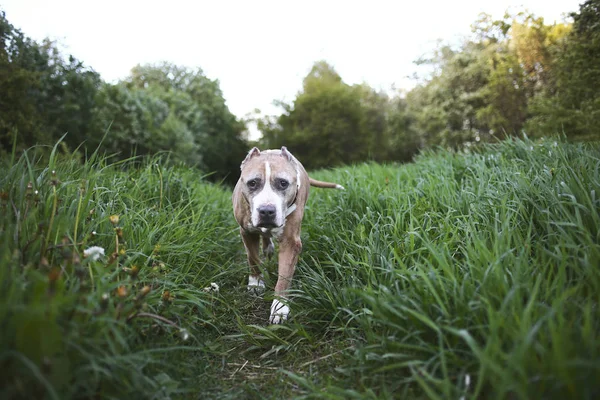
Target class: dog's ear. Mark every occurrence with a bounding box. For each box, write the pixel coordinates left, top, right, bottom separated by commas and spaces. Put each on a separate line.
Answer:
280, 146, 293, 161
241, 147, 261, 169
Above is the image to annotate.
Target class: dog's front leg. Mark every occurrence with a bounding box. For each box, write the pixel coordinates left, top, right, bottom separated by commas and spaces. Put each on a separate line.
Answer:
240, 228, 265, 291
270, 235, 302, 324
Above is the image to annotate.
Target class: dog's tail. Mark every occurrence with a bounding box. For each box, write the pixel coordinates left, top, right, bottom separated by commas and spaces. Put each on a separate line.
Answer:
309, 177, 345, 190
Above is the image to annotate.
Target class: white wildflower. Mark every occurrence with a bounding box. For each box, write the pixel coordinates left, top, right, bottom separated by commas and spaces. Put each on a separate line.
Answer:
465, 374, 471, 387
83, 246, 105, 261
180, 328, 190, 341
203, 282, 220, 293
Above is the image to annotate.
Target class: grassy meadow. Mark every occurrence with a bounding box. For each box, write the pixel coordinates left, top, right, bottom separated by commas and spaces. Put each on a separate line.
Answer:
1, 137, 600, 399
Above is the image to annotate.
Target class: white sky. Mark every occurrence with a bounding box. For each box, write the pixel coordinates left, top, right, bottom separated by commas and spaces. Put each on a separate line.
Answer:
2, 0, 580, 138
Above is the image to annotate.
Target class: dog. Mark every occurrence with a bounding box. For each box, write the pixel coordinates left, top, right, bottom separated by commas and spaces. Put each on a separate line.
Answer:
232, 146, 344, 324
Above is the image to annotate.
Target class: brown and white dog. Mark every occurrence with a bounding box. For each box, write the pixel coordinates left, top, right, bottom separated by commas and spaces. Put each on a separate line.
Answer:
232, 146, 344, 323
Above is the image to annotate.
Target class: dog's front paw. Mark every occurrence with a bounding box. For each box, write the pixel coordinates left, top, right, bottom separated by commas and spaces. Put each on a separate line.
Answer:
269, 299, 290, 324
247, 275, 266, 294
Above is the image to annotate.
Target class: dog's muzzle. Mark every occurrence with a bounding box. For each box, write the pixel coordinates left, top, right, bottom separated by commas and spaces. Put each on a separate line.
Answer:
256, 204, 278, 228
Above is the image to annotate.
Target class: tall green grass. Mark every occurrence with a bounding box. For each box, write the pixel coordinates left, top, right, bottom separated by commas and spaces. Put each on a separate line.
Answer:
1, 137, 599, 399
0, 145, 240, 399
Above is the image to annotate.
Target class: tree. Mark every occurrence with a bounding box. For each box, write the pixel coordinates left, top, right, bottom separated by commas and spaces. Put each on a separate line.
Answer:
90, 83, 201, 165
128, 63, 247, 183
0, 11, 101, 153
260, 61, 396, 169
386, 95, 421, 162
0, 10, 248, 183
405, 10, 574, 148
92, 63, 248, 183
40, 43, 102, 151
408, 41, 491, 148
526, 0, 600, 139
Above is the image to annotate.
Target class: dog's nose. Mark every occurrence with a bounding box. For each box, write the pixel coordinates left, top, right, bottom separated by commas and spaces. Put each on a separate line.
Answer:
258, 204, 276, 219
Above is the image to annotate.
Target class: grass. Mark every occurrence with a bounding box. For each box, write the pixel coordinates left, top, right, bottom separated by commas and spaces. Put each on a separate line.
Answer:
1, 136, 599, 399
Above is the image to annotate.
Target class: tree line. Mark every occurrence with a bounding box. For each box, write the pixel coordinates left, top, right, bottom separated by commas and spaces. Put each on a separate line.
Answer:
259, 1, 600, 169
1, 1, 599, 180
0, 12, 247, 184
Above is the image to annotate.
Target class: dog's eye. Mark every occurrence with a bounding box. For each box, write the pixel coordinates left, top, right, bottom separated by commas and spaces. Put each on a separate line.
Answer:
247, 179, 258, 189
278, 179, 289, 189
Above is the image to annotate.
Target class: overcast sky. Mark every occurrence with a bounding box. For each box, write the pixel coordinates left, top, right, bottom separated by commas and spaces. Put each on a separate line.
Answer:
2, 0, 580, 135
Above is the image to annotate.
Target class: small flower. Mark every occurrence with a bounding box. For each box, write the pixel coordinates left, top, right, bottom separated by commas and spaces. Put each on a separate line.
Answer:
83, 246, 105, 261
122, 265, 139, 277
203, 282, 220, 293
139, 286, 151, 297
117, 286, 128, 298
162, 290, 174, 302
179, 328, 190, 341
109, 215, 120, 225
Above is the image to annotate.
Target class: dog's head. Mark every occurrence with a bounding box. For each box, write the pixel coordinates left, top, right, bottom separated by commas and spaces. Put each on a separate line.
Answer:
239, 146, 301, 229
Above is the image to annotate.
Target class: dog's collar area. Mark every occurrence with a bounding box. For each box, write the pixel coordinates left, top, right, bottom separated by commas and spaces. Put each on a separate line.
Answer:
285, 203, 297, 218
285, 184, 299, 218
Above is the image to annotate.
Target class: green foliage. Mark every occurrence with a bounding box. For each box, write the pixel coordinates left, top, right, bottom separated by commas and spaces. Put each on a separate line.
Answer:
0, 144, 238, 398
408, 4, 599, 145
260, 61, 408, 169
0, 11, 247, 185
91, 80, 202, 166
409, 41, 491, 147
124, 64, 248, 183
0, 11, 46, 149
407, 11, 574, 148
386, 96, 421, 162
291, 136, 600, 398
0, 11, 101, 153
2, 137, 600, 399
258, 7, 593, 167
4, 4, 599, 176
75, 62, 248, 184
526, 0, 600, 139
